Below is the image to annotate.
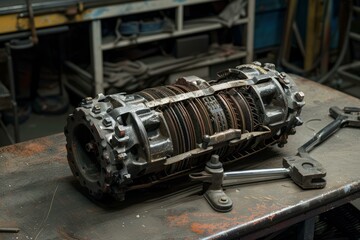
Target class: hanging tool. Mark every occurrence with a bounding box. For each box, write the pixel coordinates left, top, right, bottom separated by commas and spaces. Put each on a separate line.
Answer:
26, 0, 38, 44
190, 106, 360, 212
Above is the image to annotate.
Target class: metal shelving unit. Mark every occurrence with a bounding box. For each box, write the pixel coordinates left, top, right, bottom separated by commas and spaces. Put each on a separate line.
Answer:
67, 0, 255, 95
338, 2, 360, 84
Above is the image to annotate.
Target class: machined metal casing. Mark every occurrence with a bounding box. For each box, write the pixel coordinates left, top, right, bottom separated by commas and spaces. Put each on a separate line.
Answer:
65, 63, 305, 200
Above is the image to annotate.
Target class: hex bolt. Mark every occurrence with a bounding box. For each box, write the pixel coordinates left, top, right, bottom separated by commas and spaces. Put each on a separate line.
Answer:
117, 152, 127, 161
264, 63, 275, 70
115, 126, 126, 138
295, 91, 305, 101
85, 142, 95, 153
84, 97, 93, 104
80, 97, 93, 108
103, 117, 112, 127
219, 196, 229, 204
92, 104, 101, 114
210, 155, 219, 164
252, 61, 261, 66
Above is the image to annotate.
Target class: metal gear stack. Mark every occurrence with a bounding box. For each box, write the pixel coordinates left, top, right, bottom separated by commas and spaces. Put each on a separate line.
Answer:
64, 62, 305, 200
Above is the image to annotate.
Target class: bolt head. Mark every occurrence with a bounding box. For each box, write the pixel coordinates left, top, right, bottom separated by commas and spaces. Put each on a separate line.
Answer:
117, 153, 128, 161
219, 196, 229, 203
115, 126, 126, 138
295, 91, 305, 101
252, 61, 261, 66
92, 104, 101, 114
103, 117, 112, 127
264, 63, 275, 70
85, 97, 93, 103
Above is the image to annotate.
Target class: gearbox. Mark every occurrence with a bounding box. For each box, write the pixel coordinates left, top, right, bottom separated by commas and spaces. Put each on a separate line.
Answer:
64, 62, 305, 200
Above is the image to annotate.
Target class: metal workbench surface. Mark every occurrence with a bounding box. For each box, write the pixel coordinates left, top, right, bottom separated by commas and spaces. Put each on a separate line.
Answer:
1, 75, 360, 240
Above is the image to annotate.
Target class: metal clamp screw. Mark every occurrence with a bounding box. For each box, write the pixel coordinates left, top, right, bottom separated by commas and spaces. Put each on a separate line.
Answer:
92, 105, 101, 114
103, 117, 112, 127
295, 91, 305, 101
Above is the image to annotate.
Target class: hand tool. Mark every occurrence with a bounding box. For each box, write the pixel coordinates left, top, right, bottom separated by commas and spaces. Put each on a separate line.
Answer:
0, 227, 20, 233
190, 106, 360, 212
298, 106, 360, 158
189, 155, 325, 212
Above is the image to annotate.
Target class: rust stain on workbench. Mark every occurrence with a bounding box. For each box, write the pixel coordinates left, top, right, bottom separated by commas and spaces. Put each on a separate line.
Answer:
11, 141, 46, 157
167, 211, 244, 235
0, 134, 67, 172
166, 201, 283, 236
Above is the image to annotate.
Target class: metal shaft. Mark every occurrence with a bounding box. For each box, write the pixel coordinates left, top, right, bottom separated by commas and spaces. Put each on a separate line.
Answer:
0, 227, 20, 233
224, 168, 290, 180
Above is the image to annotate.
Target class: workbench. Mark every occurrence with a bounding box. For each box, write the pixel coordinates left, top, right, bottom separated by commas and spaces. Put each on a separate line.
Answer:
0, 75, 359, 239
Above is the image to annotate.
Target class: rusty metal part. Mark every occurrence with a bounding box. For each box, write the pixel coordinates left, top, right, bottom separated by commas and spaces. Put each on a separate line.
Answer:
25, 0, 38, 44
0, 227, 20, 233
64, 62, 304, 200
190, 154, 326, 212
190, 105, 360, 212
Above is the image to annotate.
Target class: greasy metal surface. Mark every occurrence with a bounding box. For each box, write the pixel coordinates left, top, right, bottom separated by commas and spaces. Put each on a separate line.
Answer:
65, 64, 303, 201
1, 75, 360, 239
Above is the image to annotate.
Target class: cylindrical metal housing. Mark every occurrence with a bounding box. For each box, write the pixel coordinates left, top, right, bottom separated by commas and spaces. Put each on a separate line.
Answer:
64, 63, 305, 200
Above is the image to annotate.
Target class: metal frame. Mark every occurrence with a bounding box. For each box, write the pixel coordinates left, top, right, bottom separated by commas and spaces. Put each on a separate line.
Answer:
0, 44, 20, 144
88, 0, 255, 95
336, 3, 360, 85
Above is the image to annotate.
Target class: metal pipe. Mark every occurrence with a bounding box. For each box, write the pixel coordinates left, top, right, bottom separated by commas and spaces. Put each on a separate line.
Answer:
224, 168, 290, 180
5, 43, 19, 143
0, 26, 69, 42
0, 227, 20, 233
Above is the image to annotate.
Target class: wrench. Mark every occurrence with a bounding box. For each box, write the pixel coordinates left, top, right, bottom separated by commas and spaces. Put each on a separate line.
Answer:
190, 155, 325, 212
298, 106, 360, 157
190, 106, 360, 212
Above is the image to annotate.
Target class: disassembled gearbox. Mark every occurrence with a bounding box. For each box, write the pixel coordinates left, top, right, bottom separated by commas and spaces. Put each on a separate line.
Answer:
65, 62, 305, 200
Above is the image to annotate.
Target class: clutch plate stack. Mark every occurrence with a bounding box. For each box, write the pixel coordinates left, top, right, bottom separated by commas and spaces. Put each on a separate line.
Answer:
65, 62, 305, 200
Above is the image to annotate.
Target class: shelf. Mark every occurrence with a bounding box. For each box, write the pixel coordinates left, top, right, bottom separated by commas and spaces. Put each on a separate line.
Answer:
76, 0, 255, 94
65, 48, 246, 93
83, 0, 221, 21
102, 18, 248, 50
169, 49, 247, 72
142, 48, 247, 71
